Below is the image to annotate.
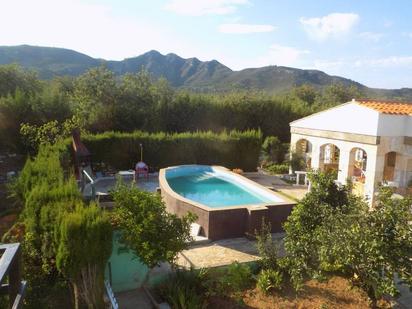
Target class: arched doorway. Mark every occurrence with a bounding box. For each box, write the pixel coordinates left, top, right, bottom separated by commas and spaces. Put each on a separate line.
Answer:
319, 144, 340, 176
295, 139, 312, 170
349, 148, 367, 196
349, 148, 367, 182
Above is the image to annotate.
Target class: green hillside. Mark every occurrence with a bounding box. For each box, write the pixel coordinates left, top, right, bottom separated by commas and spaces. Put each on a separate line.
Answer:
0, 45, 411, 100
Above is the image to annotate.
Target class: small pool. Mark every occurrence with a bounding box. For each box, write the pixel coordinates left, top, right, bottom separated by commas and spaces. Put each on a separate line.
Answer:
165, 165, 282, 208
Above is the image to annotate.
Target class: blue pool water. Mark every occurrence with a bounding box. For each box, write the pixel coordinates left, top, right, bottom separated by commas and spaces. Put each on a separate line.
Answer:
166, 166, 281, 207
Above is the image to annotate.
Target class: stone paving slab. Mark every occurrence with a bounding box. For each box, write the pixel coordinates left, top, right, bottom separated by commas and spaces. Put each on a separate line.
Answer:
177, 234, 285, 269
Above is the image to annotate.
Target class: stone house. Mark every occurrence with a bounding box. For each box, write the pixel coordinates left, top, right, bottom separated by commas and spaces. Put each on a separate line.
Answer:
290, 99, 412, 204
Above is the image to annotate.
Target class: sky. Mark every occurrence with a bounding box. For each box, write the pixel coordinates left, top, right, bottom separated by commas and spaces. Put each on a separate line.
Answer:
0, 0, 412, 89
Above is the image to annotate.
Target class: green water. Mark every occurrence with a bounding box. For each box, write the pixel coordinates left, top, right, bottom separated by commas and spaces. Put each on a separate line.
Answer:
105, 232, 149, 292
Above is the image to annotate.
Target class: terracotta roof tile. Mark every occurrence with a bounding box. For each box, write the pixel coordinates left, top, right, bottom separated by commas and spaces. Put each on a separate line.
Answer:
356, 99, 412, 115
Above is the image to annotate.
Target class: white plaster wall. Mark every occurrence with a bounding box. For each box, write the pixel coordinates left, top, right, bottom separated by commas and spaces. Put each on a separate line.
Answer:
377, 114, 409, 136
290, 132, 379, 201
290, 103, 380, 136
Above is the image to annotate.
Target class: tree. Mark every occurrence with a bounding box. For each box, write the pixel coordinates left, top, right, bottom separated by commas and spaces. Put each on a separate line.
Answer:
284, 171, 412, 306
57, 204, 113, 309
0, 64, 40, 97
20, 116, 83, 152
71, 66, 118, 132
293, 84, 318, 105
283, 171, 357, 290
115, 70, 156, 131
323, 83, 363, 105
320, 188, 412, 306
261, 136, 288, 164
112, 184, 196, 281
7, 145, 82, 308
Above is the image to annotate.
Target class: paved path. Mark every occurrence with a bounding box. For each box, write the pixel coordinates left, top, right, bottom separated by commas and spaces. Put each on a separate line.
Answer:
243, 171, 308, 201
395, 276, 412, 308
115, 288, 153, 309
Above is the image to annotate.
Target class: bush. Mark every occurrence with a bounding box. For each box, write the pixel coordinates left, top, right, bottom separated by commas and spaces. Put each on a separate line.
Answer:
284, 171, 357, 290
9, 144, 112, 308
257, 269, 283, 294
284, 171, 412, 306
256, 220, 280, 271
290, 152, 305, 172
73, 130, 262, 172
265, 163, 289, 175
222, 262, 254, 292
261, 136, 288, 164
158, 269, 207, 309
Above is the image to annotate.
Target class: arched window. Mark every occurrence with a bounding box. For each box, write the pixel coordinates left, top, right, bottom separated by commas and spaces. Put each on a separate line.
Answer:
295, 139, 312, 170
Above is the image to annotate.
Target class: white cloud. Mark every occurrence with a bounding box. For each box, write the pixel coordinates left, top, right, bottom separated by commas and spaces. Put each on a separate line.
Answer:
312, 59, 345, 72
358, 32, 383, 42
0, 0, 193, 60
354, 56, 412, 68
253, 44, 309, 67
164, 0, 250, 16
300, 13, 359, 41
311, 56, 412, 72
218, 23, 276, 34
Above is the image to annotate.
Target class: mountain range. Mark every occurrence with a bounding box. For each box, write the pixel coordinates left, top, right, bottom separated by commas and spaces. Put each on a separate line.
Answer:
1, 45, 411, 100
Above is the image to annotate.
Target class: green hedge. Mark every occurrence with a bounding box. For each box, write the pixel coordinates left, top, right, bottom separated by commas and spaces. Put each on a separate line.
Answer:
265, 163, 289, 175
78, 130, 262, 171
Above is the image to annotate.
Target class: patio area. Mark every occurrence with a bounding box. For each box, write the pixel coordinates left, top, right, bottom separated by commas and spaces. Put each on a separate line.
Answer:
243, 171, 308, 201
177, 233, 285, 269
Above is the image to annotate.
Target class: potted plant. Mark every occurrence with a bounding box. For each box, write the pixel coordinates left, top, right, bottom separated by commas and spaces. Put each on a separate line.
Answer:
232, 168, 244, 175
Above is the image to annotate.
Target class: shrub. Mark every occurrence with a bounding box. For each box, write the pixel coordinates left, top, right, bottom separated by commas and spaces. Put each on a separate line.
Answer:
56, 204, 112, 308
9, 144, 112, 308
289, 152, 305, 172
112, 183, 196, 289
255, 220, 280, 270
257, 269, 283, 294
261, 136, 289, 164
265, 163, 289, 175
158, 269, 207, 309
284, 171, 412, 306
284, 171, 359, 290
232, 168, 243, 174
72, 129, 262, 172
222, 262, 254, 292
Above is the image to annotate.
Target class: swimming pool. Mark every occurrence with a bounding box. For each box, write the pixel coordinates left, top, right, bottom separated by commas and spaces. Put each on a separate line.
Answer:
160, 165, 295, 240
166, 166, 282, 207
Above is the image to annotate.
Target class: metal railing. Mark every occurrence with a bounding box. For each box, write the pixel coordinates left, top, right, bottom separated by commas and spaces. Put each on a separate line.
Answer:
81, 169, 96, 199
0, 243, 26, 309
104, 280, 118, 309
